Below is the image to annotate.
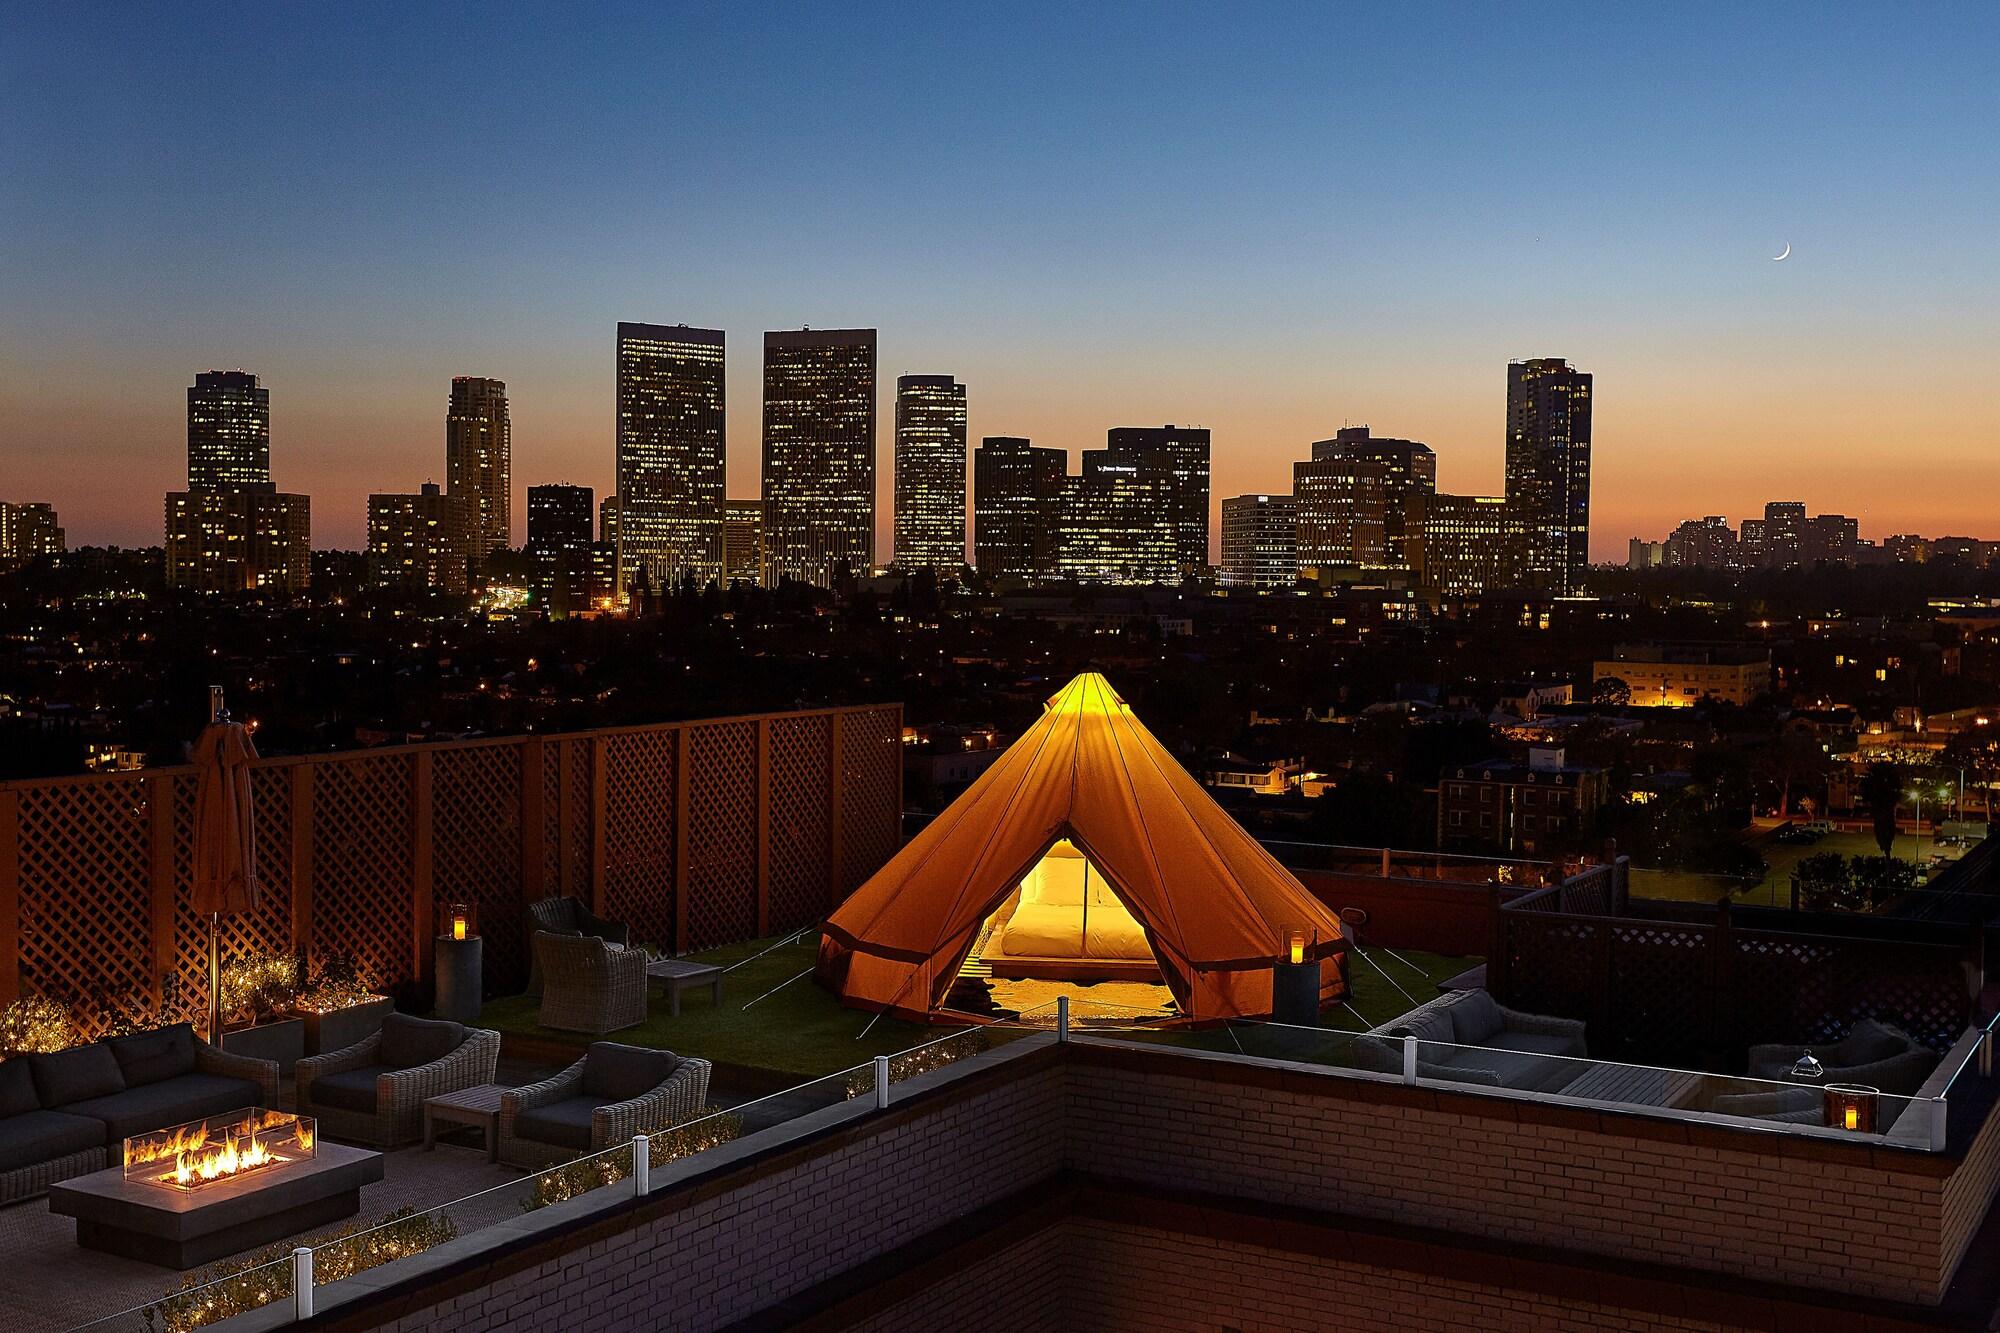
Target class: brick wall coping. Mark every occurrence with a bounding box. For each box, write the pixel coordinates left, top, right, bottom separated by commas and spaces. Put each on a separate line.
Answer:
1068, 1034, 1970, 1178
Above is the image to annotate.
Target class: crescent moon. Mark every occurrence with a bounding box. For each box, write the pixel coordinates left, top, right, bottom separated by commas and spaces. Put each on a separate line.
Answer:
1772, 243, 1791, 261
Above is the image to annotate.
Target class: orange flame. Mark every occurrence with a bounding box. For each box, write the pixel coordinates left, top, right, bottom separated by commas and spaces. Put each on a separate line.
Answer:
129, 1110, 315, 1191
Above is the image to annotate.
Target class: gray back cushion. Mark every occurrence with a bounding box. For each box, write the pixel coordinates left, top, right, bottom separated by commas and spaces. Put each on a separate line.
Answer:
109, 1024, 198, 1087
0, 1058, 39, 1118
582, 1043, 680, 1103
1447, 991, 1505, 1045
1838, 1018, 1910, 1066
30, 1043, 126, 1107
1389, 1008, 1454, 1049
378, 1014, 465, 1070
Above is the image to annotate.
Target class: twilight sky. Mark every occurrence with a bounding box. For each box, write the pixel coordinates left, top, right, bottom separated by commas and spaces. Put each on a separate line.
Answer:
3, 3, 1997, 558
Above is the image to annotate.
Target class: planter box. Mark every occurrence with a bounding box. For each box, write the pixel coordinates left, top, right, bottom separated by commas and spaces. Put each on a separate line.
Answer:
222, 1016, 306, 1073
295, 997, 395, 1057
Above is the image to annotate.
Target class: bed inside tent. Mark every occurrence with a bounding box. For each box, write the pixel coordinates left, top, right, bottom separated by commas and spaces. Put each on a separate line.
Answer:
971, 839, 1160, 981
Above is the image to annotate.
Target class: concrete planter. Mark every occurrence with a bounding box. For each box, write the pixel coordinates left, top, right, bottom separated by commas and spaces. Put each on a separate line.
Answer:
296, 997, 396, 1057
223, 1016, 306, 1073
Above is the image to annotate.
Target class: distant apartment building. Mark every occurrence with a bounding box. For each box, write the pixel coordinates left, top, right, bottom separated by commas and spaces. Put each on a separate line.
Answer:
1293, 453, 1386, 574
1595, 643, 1773, 707
445, 376, 511, 564
1219, 494, 1298, 589
367, 483, 469, 594
761, 328, 876, 588
1057, 444, 1179, 585
892, 375, 968, 577
1739, 502, 1857, 569
1665, 515, 1739, 570
616, 322, 726, 589
1409, 492, 1512, 595
1102, 426, 1211, 579
598, 493, 620, 547
1627, 539, 1666, 569
166, 370, 311, 592
972, 436, 1066, 583
723, 500, 763, 585
526, 483, 606, 617
1438, 747, 1609, 857
0, 502, 64, 569
1505, 358, 1593, 595
1309, 426, 1435, 567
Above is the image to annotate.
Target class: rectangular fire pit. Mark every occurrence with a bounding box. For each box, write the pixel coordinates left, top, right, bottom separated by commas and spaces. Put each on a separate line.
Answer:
48, 1109, 383, 1269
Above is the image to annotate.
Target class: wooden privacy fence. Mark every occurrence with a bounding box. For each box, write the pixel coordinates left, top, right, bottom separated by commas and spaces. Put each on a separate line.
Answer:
0, 703, 903, 1021
1489, 858, 1980, 1066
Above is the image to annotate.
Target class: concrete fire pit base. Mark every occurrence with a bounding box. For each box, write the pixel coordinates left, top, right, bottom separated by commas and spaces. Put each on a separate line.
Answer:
48, 1143, 384, 1269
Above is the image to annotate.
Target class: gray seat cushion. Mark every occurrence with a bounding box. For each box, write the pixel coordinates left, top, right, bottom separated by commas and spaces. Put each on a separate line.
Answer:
378, 1014, 465, 1070
108, 1025, 198, 1087
1442, 1046, 1576, 1093
0, 1109, 106, 1172
310, 1066, 389, 1113
514, 1095, 599, 1150
0, 1059, 40, 1118
1711, 1086, 1819, 1121
582, 1044, 680, 1102
29, 1044, 126, 1108
65, 1073, 262, 1142
1839, 1048, 1938, 1097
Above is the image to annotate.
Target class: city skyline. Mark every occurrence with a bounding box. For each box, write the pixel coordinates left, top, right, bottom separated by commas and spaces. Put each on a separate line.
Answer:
6, 8, 1996, 555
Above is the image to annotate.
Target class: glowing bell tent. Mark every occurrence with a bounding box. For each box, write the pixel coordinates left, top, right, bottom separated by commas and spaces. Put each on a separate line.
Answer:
816, 673, 1348, 1024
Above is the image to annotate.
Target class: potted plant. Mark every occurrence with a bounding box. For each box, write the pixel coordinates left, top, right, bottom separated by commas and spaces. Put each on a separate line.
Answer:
291, 953, 394, 1056
218, 950, 307, 1071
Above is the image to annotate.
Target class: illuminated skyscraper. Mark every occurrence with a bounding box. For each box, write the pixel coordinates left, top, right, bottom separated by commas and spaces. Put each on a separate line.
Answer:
615, 322, 726, 589
1505, 358, 1593, 594
368, 483, 469, 594
1310, 427, 1435, 567
527, 483, 601, 616
1102, 426, 1210, 578
1292, 454, 1386, 575
723, 499, 763, 585
1057, 446, 1178, 585
168, 370, 310, 592
761, 328, 876, 588
0, 502, 65, 569
892, 375, 968, 577
187, 370, 269, 492
972, 436, 1066, 583
1220, 494, 1297, 589
1410, 492, 1514, 596
446, 377, 511, 563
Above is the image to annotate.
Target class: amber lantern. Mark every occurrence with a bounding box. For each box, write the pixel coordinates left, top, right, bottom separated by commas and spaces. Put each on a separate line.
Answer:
450, 904, 473, 942
1288, 929, 1306, 966
1824, 1083, 1878, 1133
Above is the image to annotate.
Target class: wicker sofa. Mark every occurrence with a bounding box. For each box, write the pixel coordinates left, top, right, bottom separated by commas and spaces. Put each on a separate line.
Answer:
0, 1023, 277, 1203
295, 1013, 500, 1148
1703, 1018, 1941, 1124
1352, 990, 1588, 1093
498, 1042, 712, 1168
526, 895, 630, 995
535, 931, 649, 1035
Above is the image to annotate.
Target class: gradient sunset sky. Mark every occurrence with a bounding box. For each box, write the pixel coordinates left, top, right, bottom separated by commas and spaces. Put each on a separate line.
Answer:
4, 4, 1996, 558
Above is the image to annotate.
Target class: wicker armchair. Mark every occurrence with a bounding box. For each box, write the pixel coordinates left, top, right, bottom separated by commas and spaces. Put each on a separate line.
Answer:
194, 1034, 281, 1108
535, 931, 649, 1035
498, 1043, 712, 1168
295, 1019, 500, 1147
526, 896, 630, 995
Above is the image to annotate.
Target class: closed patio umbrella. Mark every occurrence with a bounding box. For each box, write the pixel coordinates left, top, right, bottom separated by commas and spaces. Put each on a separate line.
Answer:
190, 701, 262, 1042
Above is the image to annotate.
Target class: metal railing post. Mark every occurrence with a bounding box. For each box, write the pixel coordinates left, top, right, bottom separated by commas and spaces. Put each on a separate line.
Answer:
292, 1247, 314, 1320
1057, 995, 1070, 1042
632, 1133, 650, 1197
873, 1055, 891, 1110
1931, 1097, 1949, 1152
1980, 1026, 1994, 1079
1401, 1035, 1417, 1085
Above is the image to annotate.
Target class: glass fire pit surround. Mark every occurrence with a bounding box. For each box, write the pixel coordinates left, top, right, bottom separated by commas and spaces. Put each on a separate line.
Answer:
123, 1108, 318, 1191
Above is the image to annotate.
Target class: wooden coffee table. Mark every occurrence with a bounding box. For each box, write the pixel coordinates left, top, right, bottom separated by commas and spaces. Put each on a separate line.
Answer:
424, 1083, 507, 1161
646, 957, 724, 1016
1561, 1062, 1703, 1109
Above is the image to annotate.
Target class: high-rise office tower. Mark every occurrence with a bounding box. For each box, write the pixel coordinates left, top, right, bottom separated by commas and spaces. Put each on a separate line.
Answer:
186, 370, 270, 492
0, 502, 65, 569
1219, 494, 1298, 589
761, 328, 876, 588
526, 483, 600, 617
723, 500, 764, 585
598, 494, 621, 547
1102, 426, 1211, 578
446, 377, 511, 563
1310, 427, 1435, 567
368, 483, 469, 594
1292, 453, 1387, 575
1664, 516, 1740, 570
615, 322, 726, 590
1057, 445, 1178, 585
1409, 492, 1514, 596
168, 370, 311, 592
892, 375, 968, 577
1505, 358, 1593, 594
972, 437, 1066, 583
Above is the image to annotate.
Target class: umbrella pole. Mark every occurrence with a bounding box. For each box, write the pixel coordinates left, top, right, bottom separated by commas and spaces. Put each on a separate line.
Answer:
208, 913, 223, 1044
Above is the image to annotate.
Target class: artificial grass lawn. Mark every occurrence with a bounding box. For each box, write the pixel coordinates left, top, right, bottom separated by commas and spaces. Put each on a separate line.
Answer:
483, 932, 1473, 1079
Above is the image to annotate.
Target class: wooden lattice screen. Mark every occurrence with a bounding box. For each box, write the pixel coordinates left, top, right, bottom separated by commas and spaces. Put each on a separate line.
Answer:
0, 704, 902, 1021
